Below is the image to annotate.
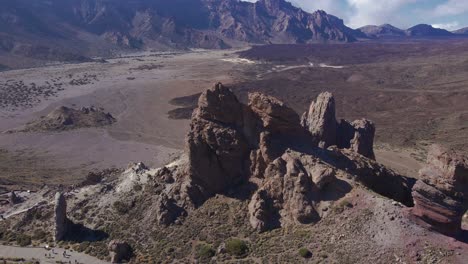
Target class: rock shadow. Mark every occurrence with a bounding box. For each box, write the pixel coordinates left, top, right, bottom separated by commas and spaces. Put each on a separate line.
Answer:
320, 178, 353, 202
64, 220, 109, 243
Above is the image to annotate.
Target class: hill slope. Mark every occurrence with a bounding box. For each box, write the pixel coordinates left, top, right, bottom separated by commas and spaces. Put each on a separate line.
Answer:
0, 0, 360, 68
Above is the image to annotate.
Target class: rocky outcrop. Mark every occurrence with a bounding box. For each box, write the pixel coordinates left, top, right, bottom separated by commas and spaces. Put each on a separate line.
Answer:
249, 151, 332, 232
9, 106, 116, 133
108, 240, 132, 263
302, 92, 376, 159
155, 84, 411, 232
349, 119, 376, 160
411, 145, 468, 236
301, 92, 336, 148
8, 191, 20, 205
54, 192, 68, 241
186, 83, 250, 196
327, 147, 414, 206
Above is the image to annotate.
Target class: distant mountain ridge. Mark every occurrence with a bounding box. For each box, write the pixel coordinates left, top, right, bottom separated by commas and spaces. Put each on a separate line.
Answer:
357, 23, 458, 38
453, 27, 468, 35
0, 0, 467, 69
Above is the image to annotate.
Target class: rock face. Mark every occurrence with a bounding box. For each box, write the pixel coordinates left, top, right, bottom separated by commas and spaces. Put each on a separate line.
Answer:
349, 119, 376, 160
301, 92, 336, 148
302, 92, 376, 159
186, 83, 250, 196
249, 151, 332, 232
54, 192, 68, 241
411, 145, 468, 236
108, 240, 131, 263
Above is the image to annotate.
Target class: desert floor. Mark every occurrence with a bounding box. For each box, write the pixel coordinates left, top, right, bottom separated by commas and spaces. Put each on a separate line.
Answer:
3, 42, 465, 191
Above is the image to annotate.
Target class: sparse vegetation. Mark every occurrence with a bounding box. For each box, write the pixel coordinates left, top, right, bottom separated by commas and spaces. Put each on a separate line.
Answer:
225, 239, 248, 257
298, 248, 312, 258
196, 243, 215, 261
16, 234, 32, 247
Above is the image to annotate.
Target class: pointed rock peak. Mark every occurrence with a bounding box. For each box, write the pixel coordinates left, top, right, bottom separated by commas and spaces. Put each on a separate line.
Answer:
195, 82, 243, 124
248, 92, 302, 133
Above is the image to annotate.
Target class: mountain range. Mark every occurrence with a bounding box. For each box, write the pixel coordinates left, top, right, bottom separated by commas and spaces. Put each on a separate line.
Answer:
1, 0, 467, 68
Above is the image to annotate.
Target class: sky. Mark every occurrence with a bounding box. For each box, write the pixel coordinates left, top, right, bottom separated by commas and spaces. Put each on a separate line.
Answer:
245, 0, 468, 30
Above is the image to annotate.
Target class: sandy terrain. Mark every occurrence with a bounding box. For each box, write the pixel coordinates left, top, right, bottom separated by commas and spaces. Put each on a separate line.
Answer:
0, 49, 247, 191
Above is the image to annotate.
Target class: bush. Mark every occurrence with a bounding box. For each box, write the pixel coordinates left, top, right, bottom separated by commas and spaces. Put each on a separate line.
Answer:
16, 234, 32, 247
196, 244, 215, 261
113, 201, 132, 215
32, 229, 48, 241
226, 239, 248, 257
298, 248, 312, 258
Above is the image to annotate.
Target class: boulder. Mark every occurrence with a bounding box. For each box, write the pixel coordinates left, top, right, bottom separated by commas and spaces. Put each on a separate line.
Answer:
108, 240, 131, 263
54, 192, 68, 241
411, 145, 468, 236
8, 191, 20, 205
301, 92, 337, 148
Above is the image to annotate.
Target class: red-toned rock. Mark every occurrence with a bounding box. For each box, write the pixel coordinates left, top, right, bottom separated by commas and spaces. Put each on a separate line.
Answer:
411, 145, 468, 236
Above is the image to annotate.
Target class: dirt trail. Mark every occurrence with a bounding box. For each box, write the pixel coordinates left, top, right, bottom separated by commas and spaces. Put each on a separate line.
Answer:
0, 245, 108, 264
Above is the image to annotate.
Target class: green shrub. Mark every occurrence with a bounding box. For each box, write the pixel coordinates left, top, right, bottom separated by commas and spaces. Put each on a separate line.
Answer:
196, 243, 215, 260
16, 234, 32, 247
298, 248, 312, 258
226, 239, 248, 257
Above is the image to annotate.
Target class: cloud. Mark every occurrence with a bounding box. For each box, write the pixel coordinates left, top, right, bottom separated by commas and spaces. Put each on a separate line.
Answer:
345, 0, 420, 28
432, 22, 460, 31
433, 0, 468, 16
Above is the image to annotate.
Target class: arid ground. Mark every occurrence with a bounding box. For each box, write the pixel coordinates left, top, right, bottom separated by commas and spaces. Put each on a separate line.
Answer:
0, 49, 244, 192
1, 40, 467, 190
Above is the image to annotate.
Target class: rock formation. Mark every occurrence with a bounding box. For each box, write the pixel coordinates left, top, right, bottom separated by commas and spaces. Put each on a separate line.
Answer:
54, 192, 68, 241
411, 145, 468, 236
10, 106, 116, 133
108, 240, 131, 263
186, 83, 250, 196
301, 92, 337, 148
302, 92, 376, 159
154, 84, 412, 232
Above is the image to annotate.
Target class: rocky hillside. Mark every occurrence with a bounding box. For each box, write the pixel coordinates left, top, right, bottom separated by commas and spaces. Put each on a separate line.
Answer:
406, 24, 454, 37
5, 106, 116, 133
358, 23, 459, 38
0, 0, 361, 68
357, 24, 406, 38
454, 27, 468, 35
1, 83, 467, 263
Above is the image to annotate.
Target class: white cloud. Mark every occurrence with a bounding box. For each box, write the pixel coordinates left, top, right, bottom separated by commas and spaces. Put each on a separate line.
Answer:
433, 0, 468, 16
432, 22, 460, 31
345, 0, 420, 28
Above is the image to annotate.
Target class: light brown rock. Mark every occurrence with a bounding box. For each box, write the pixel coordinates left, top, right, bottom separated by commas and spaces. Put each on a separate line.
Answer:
301, 92, 337, 148
350, 119, 376, 160
108, 240, 131, 263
